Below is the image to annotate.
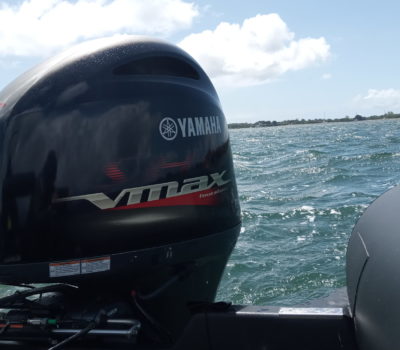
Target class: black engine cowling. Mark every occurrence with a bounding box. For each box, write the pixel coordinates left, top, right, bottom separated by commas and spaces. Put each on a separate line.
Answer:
0, 37, 241, 336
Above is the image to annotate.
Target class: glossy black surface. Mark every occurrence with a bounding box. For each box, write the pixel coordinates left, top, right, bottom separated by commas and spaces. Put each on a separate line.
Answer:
0, 37, 241, 282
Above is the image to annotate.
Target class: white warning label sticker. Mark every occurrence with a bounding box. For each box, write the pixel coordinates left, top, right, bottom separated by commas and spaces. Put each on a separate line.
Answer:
81, 257, 110, 274
49, 260, 81, 278
49, 256, 111, 278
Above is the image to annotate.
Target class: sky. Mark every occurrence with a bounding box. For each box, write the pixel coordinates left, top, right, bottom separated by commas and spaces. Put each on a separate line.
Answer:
1, 0, 400, 123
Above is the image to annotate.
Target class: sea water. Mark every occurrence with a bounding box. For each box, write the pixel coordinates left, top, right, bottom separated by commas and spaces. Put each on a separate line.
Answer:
216, 118, 400, 305
0, 119, 399, 306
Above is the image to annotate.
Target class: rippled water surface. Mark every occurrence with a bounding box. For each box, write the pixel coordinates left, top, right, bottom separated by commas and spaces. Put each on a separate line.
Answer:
217, 119, 400, 305
0, 119, 399, 306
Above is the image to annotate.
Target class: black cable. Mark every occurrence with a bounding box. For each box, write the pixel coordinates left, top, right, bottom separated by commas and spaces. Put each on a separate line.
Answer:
47, 309, 106, 350
132, 265, 195, 344
132, 293, 173, 345
47, 321, 96, 350
137, 273, 181, 301
137, 264, 194, 301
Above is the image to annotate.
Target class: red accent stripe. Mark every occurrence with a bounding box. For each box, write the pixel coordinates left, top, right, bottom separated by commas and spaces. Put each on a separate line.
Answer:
106, 172, 124, 176
108, 188, 223, 211
105, 170, 122, 174
105, 163, 126, 181
159, 161, 191, 169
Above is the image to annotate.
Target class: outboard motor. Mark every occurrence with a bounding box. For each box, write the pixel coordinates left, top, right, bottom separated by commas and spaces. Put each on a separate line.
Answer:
347, 185, 400, 350
0, 36, 241, 345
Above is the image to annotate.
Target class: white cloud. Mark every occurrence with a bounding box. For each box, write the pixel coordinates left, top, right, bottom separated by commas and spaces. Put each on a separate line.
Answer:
322, 73, 332, 80
354, 88, 400, 110
0, 0, 198, 57
179, 14, 330, 86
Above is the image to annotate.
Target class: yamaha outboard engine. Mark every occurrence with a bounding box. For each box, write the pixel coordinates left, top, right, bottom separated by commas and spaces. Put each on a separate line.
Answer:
0, 36, 241, 345
347, 185, 400, 350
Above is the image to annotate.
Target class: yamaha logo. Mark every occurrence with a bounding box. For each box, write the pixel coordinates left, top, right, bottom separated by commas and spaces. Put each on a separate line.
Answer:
159, 116, 222, 141
159, 117, 178, 141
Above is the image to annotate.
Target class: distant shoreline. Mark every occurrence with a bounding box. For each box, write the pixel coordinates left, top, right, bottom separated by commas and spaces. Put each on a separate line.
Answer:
228, 112, 400, 129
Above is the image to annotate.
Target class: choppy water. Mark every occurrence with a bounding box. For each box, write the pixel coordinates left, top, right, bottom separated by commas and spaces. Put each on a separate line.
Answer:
217, 119, 400, 306
0, 119, 399, 307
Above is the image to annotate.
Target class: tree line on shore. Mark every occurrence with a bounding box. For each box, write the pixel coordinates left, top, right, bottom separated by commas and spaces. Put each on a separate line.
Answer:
228, 111, 400, 129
